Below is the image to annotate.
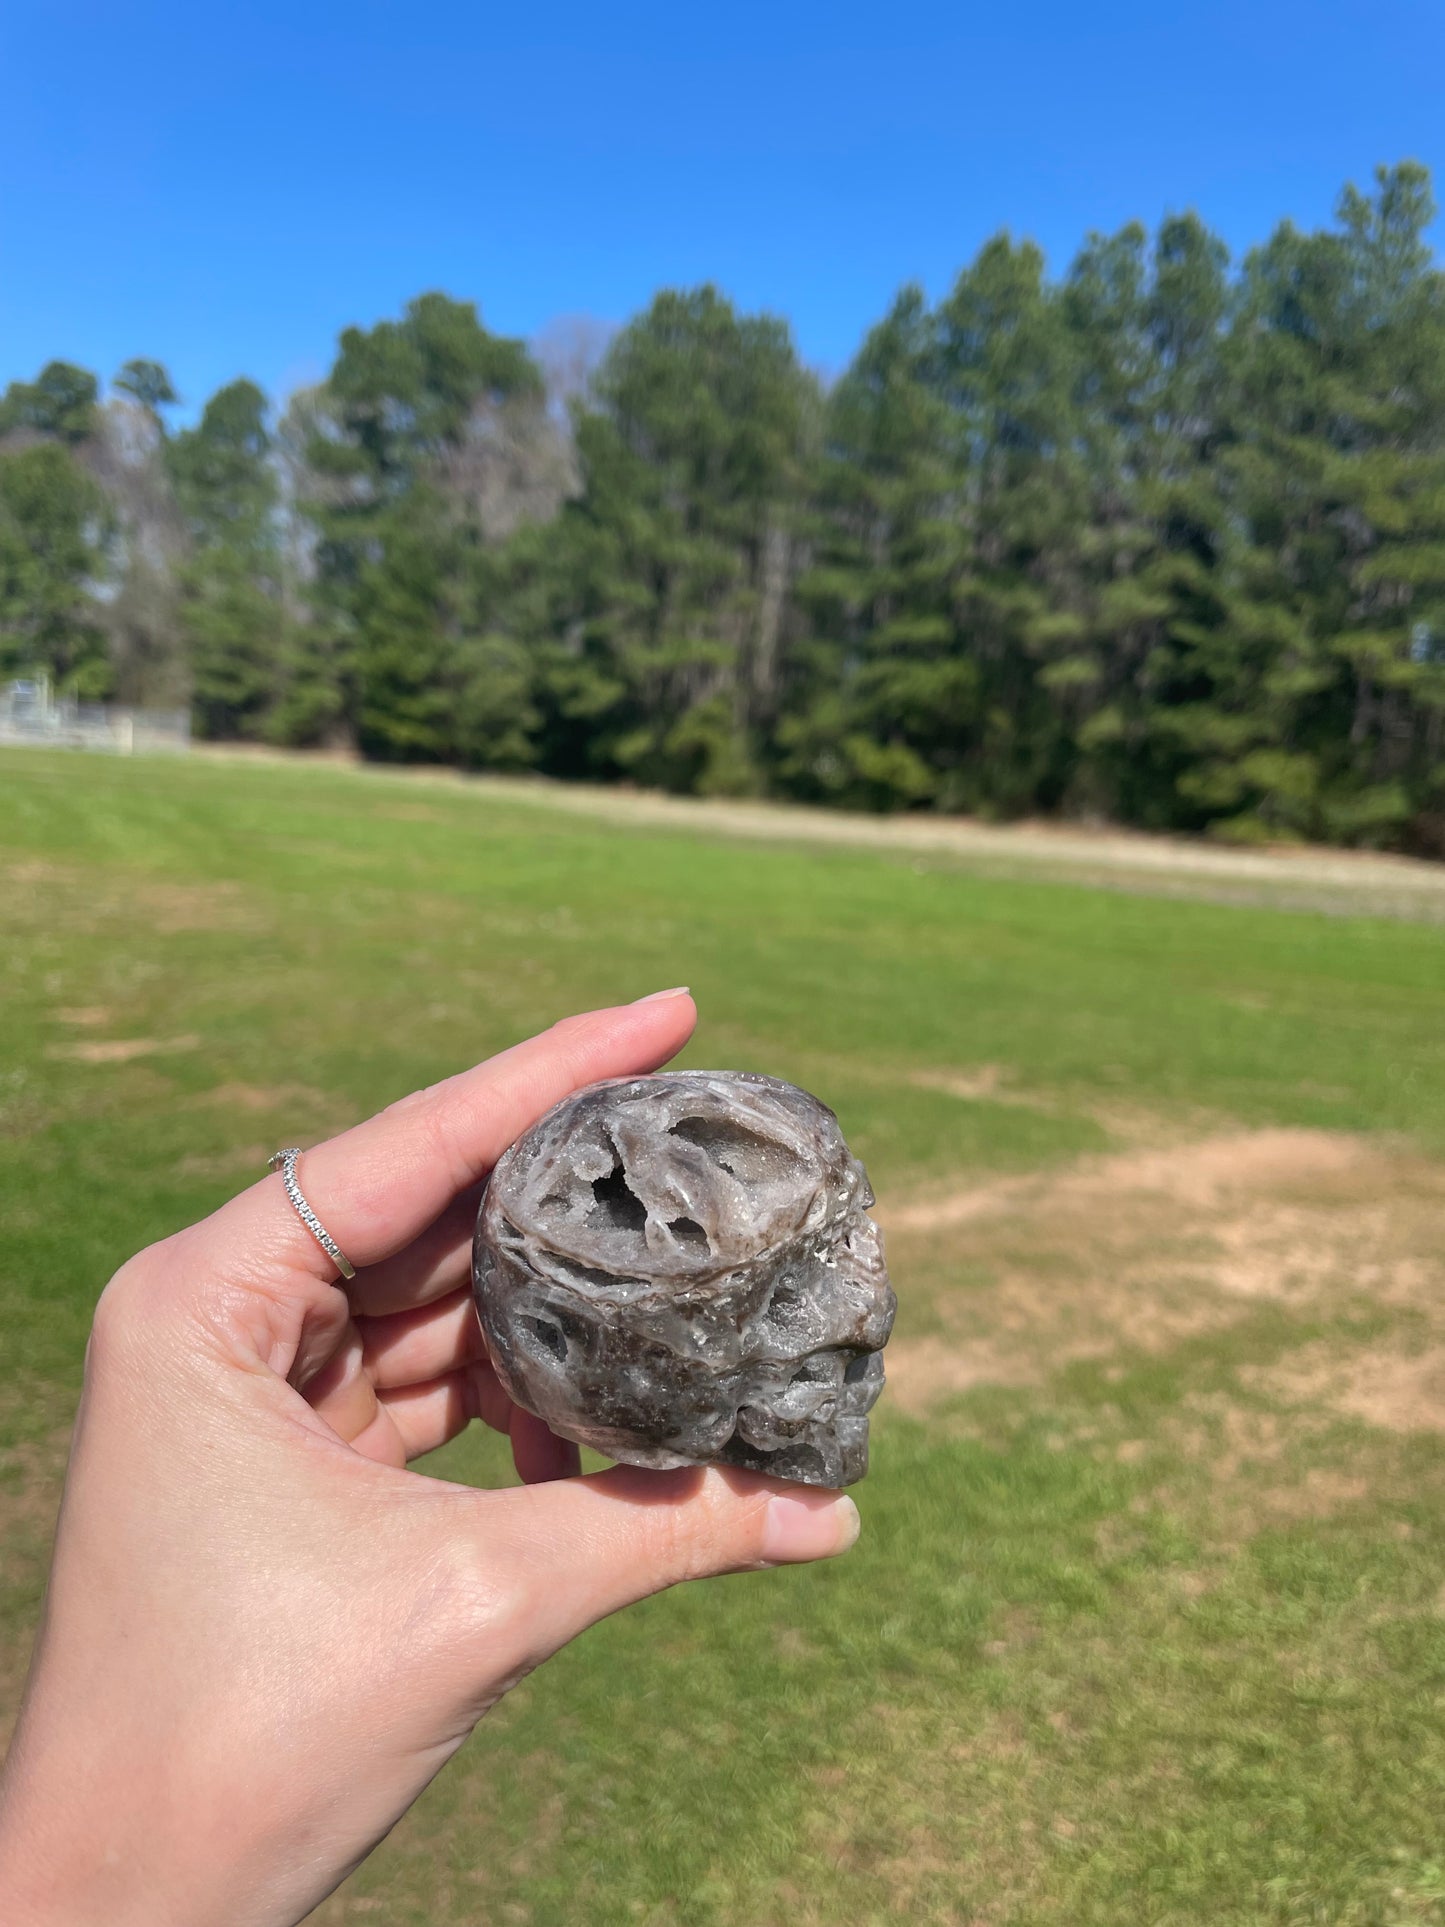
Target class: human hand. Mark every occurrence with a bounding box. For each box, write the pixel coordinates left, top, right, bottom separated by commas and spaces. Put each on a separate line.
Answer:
0, 993, 860, 1927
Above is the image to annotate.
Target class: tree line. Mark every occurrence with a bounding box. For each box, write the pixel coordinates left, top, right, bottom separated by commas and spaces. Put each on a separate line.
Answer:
3, 161, 1443, 853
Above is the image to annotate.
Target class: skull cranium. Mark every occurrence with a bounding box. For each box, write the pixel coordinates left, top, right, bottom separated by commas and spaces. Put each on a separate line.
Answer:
472, 1071, 894, 1488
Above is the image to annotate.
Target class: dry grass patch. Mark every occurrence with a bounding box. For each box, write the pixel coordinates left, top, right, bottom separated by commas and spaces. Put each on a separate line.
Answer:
904, 1067, 1233, 1151
1250, 1342, 1445, 1435
7, 867, 260, 932
885, 1334, 1036, 1410
797, 1703, 1051, 1927
880, 1126, 1374, 1235
187, 1081, 338, 1117
46, 1035, 201, 1065
131, 878, 261, 935
176, 1142, 281, 1179
176, 1084, 357, 1174
373, 802, 448, 825
7, 861, 265, 940
1125, 1390, 1384, 1545
880, 1130, 1445, 1420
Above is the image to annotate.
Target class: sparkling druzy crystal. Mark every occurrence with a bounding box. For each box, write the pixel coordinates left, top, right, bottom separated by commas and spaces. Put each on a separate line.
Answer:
472, 1071, 894, 1488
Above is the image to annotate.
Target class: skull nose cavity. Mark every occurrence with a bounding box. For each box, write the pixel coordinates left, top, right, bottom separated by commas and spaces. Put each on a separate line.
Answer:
764, 1276, 805, 1328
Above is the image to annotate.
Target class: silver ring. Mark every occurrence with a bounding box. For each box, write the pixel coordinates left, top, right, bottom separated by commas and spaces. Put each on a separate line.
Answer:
267, 1147, 356, 1280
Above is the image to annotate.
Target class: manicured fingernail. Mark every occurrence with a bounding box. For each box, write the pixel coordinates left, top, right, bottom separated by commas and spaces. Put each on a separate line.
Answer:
761, 1492, 860, 1564
633, 985, 691, 1003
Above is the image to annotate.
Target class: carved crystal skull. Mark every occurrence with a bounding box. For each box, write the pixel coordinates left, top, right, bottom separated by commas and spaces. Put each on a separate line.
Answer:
472, 1071, 894, 1487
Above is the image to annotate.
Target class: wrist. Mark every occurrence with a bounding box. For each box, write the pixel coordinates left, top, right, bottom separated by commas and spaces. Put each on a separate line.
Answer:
0, 1764, 192, 1927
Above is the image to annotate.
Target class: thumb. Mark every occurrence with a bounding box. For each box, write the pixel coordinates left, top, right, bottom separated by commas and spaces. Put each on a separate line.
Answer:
485, 1463, 862, 1664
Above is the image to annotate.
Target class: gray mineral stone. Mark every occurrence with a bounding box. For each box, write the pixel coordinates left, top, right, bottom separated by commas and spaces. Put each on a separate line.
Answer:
472, 1070, 894, 1487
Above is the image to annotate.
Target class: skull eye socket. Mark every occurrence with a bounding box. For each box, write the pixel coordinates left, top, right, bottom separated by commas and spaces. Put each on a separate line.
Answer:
523, 1315, 568, 1364
668, 1215, 709, 1250
844, 1352, 876, 1385
790, 1356, 834, 1386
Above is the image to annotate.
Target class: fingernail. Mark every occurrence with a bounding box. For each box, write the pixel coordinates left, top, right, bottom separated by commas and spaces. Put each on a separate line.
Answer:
761, 1492, 860, 1565
633, 985, 691, 1004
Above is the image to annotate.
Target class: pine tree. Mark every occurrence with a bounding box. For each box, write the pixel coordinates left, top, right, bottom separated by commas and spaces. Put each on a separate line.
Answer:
0, 441, 112, 692
305, 292, 558, 760
170, 379, 287, 739
534, 287, 818, 794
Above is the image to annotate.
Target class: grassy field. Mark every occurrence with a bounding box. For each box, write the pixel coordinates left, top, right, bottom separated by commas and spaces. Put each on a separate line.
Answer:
4, 745, 1445, 1926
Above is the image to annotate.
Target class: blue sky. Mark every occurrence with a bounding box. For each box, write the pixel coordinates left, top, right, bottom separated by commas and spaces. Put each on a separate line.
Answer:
1, 0, 1441, 414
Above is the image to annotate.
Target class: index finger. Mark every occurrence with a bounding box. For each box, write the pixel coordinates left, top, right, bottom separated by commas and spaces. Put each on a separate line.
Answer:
175, 990, 697, 1294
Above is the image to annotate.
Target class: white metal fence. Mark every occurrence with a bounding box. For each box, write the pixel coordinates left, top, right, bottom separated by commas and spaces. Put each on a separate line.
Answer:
0, 678, 190, 754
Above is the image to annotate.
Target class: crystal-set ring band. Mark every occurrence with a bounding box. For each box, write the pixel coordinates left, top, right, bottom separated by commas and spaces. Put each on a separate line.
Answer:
267, 1147, 357, 1281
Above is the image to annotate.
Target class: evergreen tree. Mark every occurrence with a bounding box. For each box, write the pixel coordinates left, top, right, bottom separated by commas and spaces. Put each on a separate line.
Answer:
0, 442, 112, 691
537, 286, 818, 793
169, 378, 286, 738
786, 287, 954, 808
306, 292, 555, 759
0, 362, 99, 445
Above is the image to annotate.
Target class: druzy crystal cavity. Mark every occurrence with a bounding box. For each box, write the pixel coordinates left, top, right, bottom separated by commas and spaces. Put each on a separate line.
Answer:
472, 1071, 894, 1487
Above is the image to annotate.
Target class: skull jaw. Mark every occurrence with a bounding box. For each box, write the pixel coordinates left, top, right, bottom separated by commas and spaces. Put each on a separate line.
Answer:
481, 1306, 889, 1488
542, 1393, 880, 1489
716, 1411, 874, 1488
475, 1228, 894, 1489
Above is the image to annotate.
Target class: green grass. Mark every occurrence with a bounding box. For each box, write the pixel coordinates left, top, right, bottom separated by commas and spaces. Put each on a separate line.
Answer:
3, 746, 1445, 1925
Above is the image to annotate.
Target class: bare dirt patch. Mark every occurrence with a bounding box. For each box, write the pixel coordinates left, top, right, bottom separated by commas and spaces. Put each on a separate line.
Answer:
879, 1130, 1445, 1417
132, 878, 259, 935
7, 859, 263, 940
885, 1334, 1034, 1409
52, 1006, 114, 1027
1253, 1343, 1445, 1435
880, 1128, 1373, 1235
903, 1069, 1229, 1150
910, 1063, 1020, 1104
46, 1035, 200, 1065
1090, 1128, 1370, 1204
1128, 1386, 1423, 1545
